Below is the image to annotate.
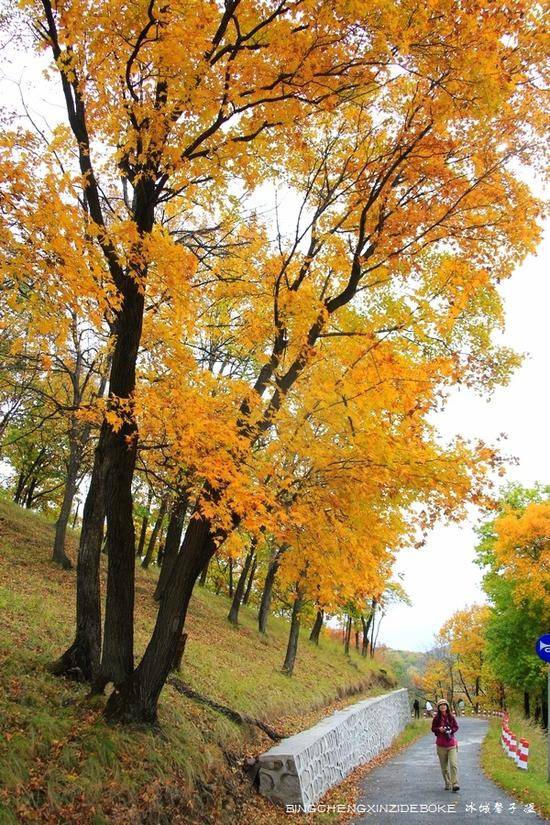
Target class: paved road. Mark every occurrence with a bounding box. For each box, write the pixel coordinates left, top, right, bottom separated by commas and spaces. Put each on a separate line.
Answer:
352, 717, 548, 824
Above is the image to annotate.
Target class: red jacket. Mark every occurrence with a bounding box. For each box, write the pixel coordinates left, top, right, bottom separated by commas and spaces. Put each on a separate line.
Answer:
431, 712, 458, 748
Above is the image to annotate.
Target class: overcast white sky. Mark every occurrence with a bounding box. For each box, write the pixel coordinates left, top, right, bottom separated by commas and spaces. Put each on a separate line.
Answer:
1, 28, 548, 653
379, 232, 550, 651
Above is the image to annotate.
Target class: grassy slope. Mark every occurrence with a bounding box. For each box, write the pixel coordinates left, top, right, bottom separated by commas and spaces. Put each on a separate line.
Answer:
0, 499, 396, 824
480, 711, 549, 820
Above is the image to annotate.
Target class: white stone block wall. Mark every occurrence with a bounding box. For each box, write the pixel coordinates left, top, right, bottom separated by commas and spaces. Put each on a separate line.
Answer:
258, 688, 410, 810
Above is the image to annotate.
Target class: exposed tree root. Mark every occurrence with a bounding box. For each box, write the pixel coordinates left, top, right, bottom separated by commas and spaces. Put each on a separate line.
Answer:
168, 677, 284, 741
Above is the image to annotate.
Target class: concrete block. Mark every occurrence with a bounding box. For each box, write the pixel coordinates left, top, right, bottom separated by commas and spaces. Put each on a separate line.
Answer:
257, 688, 410, 810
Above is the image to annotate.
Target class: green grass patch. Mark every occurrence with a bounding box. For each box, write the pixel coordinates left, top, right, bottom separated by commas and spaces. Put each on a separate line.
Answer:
481, 711, 549, 820
391, 717, 431, 749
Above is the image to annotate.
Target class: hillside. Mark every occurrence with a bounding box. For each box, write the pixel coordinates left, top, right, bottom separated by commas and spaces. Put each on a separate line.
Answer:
0, 499, 397, 824
382, 649, 428, 694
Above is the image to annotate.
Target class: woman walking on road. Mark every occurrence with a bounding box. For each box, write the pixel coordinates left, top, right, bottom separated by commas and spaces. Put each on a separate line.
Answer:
432, 699, 460, 792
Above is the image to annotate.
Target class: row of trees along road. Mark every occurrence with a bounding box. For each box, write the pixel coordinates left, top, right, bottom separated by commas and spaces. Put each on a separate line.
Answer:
0, 0, 547, 724
416, 485, 549, 728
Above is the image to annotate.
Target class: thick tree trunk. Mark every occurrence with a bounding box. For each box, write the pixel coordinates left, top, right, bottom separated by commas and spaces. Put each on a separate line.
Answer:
52, 429, 80, 570
141, 495, 168, 569
153, 491, 189, 601
227, 547, 254, 625
242, 555, 257, 605
282, 594, 304, 676
104, 510, 217, 724
94, 279, 145, 691
136, 488, 153, 557
309, 609, 324, 644
48, 439, 105, 681
258, 556, 280, 634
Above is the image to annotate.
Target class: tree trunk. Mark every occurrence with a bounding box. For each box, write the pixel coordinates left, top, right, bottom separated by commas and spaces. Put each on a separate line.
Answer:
361, 607, 374, 657
368, 599, 378, 658
153, 490, 189, 601
156, 540, 165, 567
14, 470, 26, 504
71, 499, 81, 529
474, 675, 480, 714
94, 278, 146, 691
104, 509, 217, 724
309, 609, 324, 644
258, 556, 280, 634
355, 630, 360, 651
227, 547, 254, 626
242, 555, 257, 605
282, 593, 304, 676
25, 476, 38, 508
457, 667, 475, 710
141, 495, 168, 569
137, 487, 153, 557
344, 614, 352, 655
524, 690, 530, 718
52, 427, 80, 570
228, 558, 234, 598
372, 610, 382, 657
15, 447, 45, 507
542, 685, 548, 730
48, 438, 105, 681
157, 521, 167, 562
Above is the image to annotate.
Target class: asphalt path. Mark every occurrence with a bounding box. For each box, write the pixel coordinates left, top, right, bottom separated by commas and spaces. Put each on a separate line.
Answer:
352, 717, 548, 824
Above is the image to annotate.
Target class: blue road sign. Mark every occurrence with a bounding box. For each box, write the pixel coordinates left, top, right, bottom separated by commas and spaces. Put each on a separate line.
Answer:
535, 634, 550, 663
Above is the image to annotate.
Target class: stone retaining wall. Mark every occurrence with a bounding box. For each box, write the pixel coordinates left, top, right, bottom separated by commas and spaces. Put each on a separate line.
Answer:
258, 687, 410, 810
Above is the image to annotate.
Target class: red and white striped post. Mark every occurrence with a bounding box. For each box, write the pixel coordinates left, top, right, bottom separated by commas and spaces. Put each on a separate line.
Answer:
518, 739, 529, 771
508, 731, 517, 762
504, 727, 512, 756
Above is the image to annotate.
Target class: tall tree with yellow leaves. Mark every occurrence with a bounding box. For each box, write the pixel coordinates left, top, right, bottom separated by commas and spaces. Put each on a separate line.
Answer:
10, 0, 384, 686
